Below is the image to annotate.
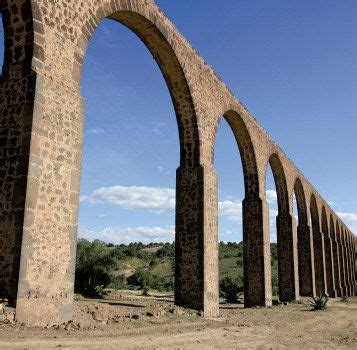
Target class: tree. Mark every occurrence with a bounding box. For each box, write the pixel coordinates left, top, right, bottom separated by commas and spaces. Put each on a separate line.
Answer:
75, 239, 116, 297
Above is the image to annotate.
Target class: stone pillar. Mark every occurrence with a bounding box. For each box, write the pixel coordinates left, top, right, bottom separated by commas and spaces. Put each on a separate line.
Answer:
243, 196, 272, 307
324, 233, 336, 297
276, 213, 299, 302
13, 75, 84, 327
0, 0, 36, 305
346, 237, 353, 297
349, 237, 355, 297
312, 228, 327, 295
332, 234, 343, 297
342, 236, 351, 297
339, 235, 348, 296
175, 164, 219, 317
297, 223, 316, 296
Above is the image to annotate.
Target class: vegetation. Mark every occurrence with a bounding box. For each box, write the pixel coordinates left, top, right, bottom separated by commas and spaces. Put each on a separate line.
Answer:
75, 239, 279, 299
310, 293, 329, 311
340, 295, 349, 303
219, 276, 243, 303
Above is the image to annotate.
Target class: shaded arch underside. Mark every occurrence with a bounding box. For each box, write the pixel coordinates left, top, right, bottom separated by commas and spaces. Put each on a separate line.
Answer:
222, 110, 259, 198
268, 153, 289, 215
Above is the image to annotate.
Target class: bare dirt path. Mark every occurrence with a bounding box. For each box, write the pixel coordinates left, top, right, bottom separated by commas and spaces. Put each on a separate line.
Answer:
0, 298, 356, 349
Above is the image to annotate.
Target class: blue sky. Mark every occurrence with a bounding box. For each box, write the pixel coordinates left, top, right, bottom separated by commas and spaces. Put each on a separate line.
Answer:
1, 1, 356, 243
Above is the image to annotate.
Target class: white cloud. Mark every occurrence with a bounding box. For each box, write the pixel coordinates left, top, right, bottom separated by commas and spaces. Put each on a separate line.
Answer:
266, 189, 277, 204
336, 212, 357, 234
218, 201, 242, 221
81, 186, 280, 222
80, 186, 175, 213
88, 127, 105, 135
78, 225, 174, 244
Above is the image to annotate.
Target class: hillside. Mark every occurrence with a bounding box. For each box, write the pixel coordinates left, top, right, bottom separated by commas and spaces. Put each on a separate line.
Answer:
75, 240, 279, 297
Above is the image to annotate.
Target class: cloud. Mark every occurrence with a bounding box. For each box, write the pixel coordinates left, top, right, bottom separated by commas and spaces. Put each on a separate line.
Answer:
78, 225, 174, 244
218, 201, 242, 221
81, 186, 280, 222
88, 128, 105, 135
80, 186, 175, 213
336, 212, 357, 234
266, 189, 277, 204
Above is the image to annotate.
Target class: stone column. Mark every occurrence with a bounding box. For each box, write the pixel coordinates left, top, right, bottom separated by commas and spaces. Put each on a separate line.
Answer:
276, 213, 299, 302
297, 223, 316, 296
243, 196, 272, 307
343, 236, 352, 297
346, 237, 353, 297
332, 234, 343, 297
349, 237, 355, 297
324, 233, 336, 297
0, 0, 36, 306
175, 163, 219, 317
312, 228, 327, 295
13, 75, 84, 326
339, 235, 348, 296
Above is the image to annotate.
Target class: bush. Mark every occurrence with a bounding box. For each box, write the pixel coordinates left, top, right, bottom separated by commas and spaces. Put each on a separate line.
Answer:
127, 268, 172, 292
75, 239, 116, 297
219, 276, 243, 303
310, 293, 329, 310
340, 295, 349, 303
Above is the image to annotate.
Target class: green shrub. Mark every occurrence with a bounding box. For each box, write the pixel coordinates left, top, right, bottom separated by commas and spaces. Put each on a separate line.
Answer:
75, 239, 116, 297
219, 276, 243, 303
340, 295, 349, 303
310, 293, 329, 310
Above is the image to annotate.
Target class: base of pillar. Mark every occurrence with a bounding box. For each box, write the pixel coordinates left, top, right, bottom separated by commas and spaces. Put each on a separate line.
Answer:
16, 297, 73, 327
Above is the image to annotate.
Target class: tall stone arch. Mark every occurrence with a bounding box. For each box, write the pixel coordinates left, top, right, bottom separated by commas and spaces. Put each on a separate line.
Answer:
331, 215, 342, 297
310, 195, 326, 295
294, 178, 315, 296
321, 207, 335, 297
268, 154, 299, 301
337, 222, 348, 295
0, 0, 217, 326
213, 110, 272, 308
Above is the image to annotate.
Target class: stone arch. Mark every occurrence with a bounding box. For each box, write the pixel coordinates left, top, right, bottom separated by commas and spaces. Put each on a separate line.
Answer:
293, 178, 308, 225
321, 206, 335, 296
216, 111, 260, 198
77, 8, 200, 165
75, 7, 206, 314
310, 195, 326, 295
267, 153, 299, 301
267, 153, 289, 215
213, 110, 269, 307
294, 178, 315, 296
331, 215, 342, 296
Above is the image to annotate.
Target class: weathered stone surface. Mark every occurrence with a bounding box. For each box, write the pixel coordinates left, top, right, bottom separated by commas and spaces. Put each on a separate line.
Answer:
0, 0, 355, 326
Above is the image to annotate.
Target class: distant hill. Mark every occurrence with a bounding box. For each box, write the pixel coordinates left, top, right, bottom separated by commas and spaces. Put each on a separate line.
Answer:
75, 240, 279, 296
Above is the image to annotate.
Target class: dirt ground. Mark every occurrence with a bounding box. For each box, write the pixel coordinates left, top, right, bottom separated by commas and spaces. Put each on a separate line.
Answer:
0, 293, 356, 349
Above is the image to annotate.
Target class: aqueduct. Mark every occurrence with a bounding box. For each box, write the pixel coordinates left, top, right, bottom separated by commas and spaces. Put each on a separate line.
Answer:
0, 0, 355, 326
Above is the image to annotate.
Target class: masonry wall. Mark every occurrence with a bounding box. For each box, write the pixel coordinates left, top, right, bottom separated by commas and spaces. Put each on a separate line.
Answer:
0, 0, 355, 326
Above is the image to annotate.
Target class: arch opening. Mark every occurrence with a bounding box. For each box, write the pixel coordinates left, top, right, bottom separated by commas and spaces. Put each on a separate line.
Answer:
294, 179, 314, 296
266, 154, 299, 302
214, 116, 246, 308
310, 195, 326, 295
74, 9, 200, 310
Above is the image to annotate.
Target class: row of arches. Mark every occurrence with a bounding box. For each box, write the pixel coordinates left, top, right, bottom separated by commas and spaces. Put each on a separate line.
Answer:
0, 0, 355, 326
217, 113, 355, 305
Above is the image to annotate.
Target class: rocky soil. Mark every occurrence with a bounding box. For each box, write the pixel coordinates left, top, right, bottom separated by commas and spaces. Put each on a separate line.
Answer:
0, 294, 356, 349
